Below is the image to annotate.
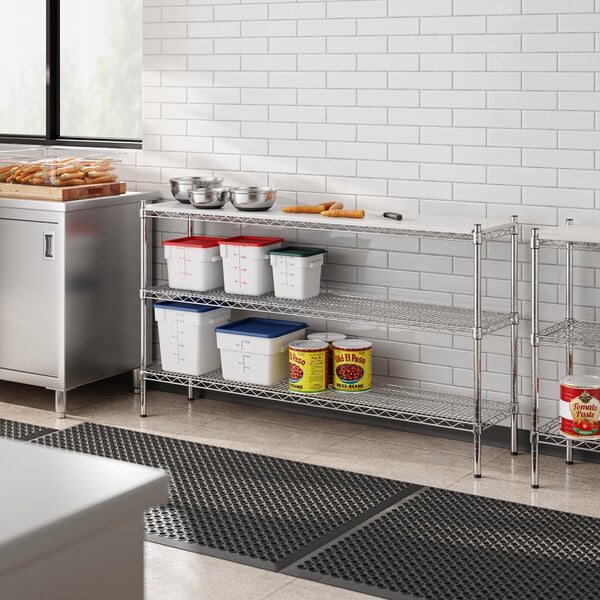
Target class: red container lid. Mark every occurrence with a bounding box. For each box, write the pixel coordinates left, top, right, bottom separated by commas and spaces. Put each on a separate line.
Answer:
218, 235, 283, 247
163, 236, 227, 249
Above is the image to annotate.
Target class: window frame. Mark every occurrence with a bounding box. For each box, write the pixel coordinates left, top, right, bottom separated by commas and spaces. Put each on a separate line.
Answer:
0, 0, 142, 149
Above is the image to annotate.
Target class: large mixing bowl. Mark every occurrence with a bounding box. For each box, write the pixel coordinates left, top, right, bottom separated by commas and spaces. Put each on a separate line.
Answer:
230, 187, 277, 211
189, 187, 230, 209
169, 177, 224, 203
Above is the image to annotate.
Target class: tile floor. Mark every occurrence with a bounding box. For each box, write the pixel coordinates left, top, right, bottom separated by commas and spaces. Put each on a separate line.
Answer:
2, 379, 600, 600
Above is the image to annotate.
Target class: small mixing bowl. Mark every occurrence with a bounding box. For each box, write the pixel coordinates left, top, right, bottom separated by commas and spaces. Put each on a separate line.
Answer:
230, 187, 277, 211
189, 187, 230, 209
169, 177, 224, 203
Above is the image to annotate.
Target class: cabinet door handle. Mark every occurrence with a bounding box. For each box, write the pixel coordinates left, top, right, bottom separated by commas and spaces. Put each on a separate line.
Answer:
44, 232, 55, 259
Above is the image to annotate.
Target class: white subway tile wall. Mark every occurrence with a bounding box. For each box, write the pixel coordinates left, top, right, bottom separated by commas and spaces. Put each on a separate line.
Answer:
133, 0, 600, 428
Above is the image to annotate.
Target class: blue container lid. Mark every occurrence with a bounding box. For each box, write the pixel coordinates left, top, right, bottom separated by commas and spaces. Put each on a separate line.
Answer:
154, 301, 223, 314
214, 317, 307, 338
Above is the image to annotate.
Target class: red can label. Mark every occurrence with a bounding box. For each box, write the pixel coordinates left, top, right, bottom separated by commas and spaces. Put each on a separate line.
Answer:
332, 342, 372, 393
560, 383, 600, 438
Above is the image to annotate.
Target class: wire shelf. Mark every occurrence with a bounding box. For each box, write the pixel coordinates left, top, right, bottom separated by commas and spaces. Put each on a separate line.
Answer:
143, 285, 513, 336
538, 418, 600, 453
538, 319, 600, 351
142, 202, 515, 241
142, 365, 512, 432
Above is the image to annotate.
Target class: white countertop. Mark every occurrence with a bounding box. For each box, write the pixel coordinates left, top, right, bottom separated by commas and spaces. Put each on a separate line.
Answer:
538, 224, 600, 245
146, 200, 516, 237
0, 438, 168, 573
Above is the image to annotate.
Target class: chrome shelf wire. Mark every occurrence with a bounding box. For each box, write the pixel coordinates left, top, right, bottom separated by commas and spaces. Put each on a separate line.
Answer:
540, 239, 600, 252
144, 285, 513, 336
142, 365, 512, 432
538, 319, 600, 351
538, 418, 600, 453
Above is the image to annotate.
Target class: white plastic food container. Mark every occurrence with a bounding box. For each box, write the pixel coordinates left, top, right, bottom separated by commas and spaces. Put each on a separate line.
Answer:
218, 235, 283, 295
163, 236, 227, 292
215, 317, 307, 385
269, 246, 326, 300
154, 302, 230, 376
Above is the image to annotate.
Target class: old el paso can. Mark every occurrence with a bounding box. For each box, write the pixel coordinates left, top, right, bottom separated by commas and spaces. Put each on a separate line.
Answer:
289, 340, 328, 393
307, 332, 347, 383
559, 375, 600, 438
332, 339, 372, 393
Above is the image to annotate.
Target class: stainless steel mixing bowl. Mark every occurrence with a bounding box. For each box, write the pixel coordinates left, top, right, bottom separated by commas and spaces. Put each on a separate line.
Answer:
188, 187, 230, 209
230, 187, 277, 211
169, 177, 224, 203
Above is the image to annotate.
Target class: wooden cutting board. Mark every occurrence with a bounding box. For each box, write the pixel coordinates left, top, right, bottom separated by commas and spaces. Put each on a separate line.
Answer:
0, 181, 126, 201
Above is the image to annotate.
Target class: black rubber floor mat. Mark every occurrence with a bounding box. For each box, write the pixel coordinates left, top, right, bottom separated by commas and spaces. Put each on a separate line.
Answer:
0, 418, 55, 441
288, 486, 600, 600
33, 422, 416, 570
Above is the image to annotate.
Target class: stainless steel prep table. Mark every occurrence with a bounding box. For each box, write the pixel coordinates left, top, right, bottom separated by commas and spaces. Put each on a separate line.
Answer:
0, 191, 159, 417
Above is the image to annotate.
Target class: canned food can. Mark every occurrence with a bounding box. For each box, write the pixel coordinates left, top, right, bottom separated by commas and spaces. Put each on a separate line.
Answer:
559, 375, 600, 439
307, 332, 347, 383
289, 340, 329, 393
332, 339, 372, 393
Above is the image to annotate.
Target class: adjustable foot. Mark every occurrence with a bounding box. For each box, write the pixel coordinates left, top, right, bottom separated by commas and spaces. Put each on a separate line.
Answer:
55, 390, 67, 419
132, 368, 141, 394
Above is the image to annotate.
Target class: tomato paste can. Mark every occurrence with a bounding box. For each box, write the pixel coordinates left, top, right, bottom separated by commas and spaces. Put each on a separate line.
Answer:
288, 340, 328, 393
559, 375, 600, 439
307, 332, 346, 382
332, 339, 372, 393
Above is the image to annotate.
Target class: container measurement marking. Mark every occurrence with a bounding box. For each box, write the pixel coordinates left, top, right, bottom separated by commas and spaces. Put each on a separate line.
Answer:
180, 248, 192, 280
239, 354, 251, 373
235, 251, 248, 286
282, 260, 291, 287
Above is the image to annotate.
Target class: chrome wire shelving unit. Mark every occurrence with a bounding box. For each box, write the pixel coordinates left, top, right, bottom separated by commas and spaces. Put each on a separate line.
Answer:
531, 221, 600, 488
140, 201, 520, 478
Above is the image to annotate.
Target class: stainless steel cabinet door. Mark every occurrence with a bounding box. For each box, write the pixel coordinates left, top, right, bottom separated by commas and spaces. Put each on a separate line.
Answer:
0, 218, 59, 377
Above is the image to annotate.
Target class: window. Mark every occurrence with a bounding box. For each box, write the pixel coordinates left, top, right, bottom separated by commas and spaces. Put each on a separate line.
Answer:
0, 2, 46, 137
0, 0, 142, 148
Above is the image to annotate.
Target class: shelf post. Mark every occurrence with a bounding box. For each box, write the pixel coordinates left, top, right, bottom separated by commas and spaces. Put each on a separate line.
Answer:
140, 201, 148, 418
188, 215, 194, 237
565, 219, 574, 465
473, 224, 483, 478
510, 215, 519, 455
531, 228, 540, 488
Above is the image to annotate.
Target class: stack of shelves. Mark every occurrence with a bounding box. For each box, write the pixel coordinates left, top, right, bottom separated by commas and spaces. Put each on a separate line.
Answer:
140, 201, 519, 478
531, 223, 600, 488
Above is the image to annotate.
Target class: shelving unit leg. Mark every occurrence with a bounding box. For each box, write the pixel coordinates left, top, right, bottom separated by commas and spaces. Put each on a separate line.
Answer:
510, 215, 519, 455
473, 224, 483, 478
530, 228, 540, 488
565, 219, 574, 465
187, 211, 198, 405
140, 202, 149, 418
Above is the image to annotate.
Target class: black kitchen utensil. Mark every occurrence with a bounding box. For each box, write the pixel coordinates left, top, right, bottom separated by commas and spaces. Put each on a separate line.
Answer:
383, 212, 403, 221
